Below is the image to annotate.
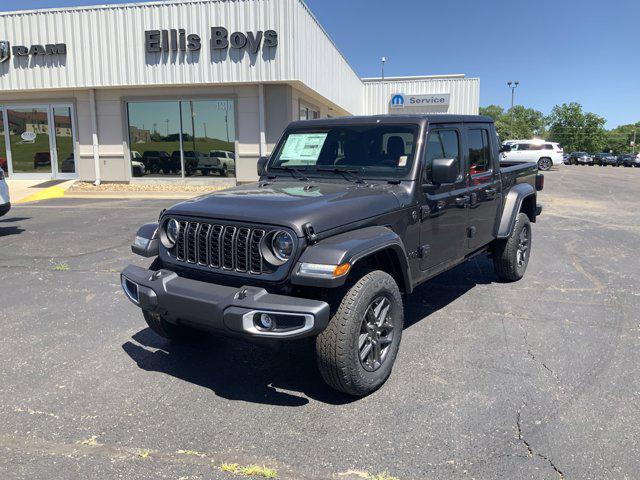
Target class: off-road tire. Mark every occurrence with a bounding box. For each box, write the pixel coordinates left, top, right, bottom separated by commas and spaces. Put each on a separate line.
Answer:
316, 270, 403, 396
220, 165, 229, 177
493, 212, 531, 282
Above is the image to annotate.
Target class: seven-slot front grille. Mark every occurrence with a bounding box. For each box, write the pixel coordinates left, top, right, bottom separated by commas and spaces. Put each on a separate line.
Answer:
170, 220, 268, 275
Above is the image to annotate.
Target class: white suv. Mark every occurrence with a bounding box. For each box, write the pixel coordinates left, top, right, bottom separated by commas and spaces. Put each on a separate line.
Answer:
0, 167, 10, 217
501, 140, 564, 171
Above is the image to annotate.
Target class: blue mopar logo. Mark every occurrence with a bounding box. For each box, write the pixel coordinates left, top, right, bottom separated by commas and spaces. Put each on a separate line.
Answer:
390, 94, 405, 108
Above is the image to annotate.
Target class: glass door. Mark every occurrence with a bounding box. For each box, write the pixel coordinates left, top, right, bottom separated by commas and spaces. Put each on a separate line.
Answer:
6, 106, 53, 177
2, 104, 78, 179
51, 105, 77, 178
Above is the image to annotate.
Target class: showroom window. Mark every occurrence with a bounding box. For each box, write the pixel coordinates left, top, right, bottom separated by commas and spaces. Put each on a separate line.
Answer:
127, 99, 236, 179
299, 103, 320, 121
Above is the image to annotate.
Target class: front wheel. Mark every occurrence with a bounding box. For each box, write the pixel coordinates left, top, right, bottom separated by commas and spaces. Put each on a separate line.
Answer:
316, 270, 403, 396
493, 212, 531, 282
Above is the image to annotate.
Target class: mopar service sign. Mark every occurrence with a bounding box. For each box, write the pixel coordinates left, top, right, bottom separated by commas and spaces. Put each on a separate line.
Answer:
389, 93, 450, 111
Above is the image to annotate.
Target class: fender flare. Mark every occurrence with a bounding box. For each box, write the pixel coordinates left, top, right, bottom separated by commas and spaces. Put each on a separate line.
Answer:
291, 225, 412, 292
497, 183, 535, 239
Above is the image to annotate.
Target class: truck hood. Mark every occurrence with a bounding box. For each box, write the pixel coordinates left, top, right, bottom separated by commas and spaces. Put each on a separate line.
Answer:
165, 180, 405, 236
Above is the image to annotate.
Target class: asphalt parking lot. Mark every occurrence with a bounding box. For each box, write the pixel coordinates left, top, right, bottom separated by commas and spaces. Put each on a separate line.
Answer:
1, 166, 639, 480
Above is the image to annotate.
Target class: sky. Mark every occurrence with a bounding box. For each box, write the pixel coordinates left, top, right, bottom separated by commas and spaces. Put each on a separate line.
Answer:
1, 0, 638, 128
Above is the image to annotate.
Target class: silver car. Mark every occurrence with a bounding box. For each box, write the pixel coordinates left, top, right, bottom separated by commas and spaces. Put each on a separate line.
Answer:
0, 167, 10, 217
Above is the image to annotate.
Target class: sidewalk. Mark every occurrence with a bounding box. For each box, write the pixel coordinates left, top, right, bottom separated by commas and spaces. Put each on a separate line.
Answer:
7, 179, 76, 204
7, 179, 229, 203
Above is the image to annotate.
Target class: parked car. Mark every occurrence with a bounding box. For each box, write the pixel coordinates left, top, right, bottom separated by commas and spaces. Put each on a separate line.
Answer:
33, 151, 51, 168
563, 154, 571, 165
59, 153, 76, 173
209, 150, 236, 177
593, 153, 618, 166
501, 140, 563, 171
619, 153, 640, 167
567, 152, 593, 165
122, 114, 544, 396
195, 152, 222, 176
0, 166, 10, 217
172, 151, 201, 176
141, 151, 172, 174
132, 160, 146, 177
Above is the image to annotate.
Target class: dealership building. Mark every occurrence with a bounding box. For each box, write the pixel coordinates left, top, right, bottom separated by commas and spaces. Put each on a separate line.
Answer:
0, 0, 480, 183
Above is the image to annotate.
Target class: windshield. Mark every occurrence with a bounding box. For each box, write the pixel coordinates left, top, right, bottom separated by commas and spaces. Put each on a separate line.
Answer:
269, 124, 419, 179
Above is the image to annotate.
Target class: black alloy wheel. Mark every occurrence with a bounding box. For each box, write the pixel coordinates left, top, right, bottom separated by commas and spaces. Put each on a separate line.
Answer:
359, 296, 395, 372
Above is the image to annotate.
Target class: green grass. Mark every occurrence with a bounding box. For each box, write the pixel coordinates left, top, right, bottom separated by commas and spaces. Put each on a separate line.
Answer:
51, 262, 70, 271
219, 463, 278, 478
8, 134, 74, 174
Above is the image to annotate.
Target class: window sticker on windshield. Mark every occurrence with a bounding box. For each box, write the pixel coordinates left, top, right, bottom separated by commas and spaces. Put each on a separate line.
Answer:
280, 133, 328, 164
398, 155, 408, 167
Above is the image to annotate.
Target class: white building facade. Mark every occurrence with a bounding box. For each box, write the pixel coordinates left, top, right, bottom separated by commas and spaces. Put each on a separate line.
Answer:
0, 0, 479, 183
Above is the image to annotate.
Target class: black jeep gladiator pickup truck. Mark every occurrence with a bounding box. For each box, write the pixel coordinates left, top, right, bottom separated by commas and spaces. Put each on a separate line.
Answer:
121, 115, 543, 396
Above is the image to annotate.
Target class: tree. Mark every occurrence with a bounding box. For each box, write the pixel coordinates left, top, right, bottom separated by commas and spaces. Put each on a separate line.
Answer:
479, 104, 546, 141
604, 122, 640, 154
547, 103, 607, 153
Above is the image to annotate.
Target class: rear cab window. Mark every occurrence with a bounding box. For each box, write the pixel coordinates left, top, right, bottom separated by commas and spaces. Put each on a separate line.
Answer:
468, 128, 492, 175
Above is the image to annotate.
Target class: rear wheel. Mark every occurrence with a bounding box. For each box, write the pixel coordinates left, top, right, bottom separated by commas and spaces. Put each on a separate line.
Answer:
537, 157, 552, 171
493, 213, 531, 282
220, 165, 229, 177
316, 270, 403, 396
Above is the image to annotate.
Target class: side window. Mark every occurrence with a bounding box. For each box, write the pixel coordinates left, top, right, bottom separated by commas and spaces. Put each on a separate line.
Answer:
423, 129, 460, 183
468, 129, 491, 175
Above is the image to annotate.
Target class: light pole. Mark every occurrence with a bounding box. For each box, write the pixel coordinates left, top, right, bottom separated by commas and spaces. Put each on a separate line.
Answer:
507, 81, 519, 108
381, 57, 386, 81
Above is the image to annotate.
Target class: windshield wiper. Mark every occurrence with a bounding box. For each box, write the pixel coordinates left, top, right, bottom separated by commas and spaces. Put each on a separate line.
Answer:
315, 167, 366, 184
269, 166, 310, 182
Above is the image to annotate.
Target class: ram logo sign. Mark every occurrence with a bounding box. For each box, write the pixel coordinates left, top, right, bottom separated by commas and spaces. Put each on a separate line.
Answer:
0, 41, 10, 63
390, 94, 405, 108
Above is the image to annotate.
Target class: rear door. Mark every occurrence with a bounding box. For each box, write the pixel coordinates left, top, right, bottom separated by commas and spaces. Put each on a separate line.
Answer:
419, 124, 469, 271
466, 125, 502, 250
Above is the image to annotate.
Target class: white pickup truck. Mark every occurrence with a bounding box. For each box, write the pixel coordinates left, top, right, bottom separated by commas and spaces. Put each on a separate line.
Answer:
209, 150, 236, 177
0, 167, 10, 217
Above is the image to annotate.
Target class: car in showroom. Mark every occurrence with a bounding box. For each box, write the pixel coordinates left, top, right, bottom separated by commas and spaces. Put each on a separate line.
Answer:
0, 166, 10, 217
566, 151, 593, 165
209, 150, 236, 177
121, 114, 544, 396
500, 140, 563, 171
593, 152, 619, 166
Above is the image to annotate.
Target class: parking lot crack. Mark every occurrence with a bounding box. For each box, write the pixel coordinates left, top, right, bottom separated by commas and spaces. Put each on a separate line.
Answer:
516, 404, 565, 480
522, 329, 560, 383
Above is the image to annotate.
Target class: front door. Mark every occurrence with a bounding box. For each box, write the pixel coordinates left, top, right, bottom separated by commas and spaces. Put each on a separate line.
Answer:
3, 104, 77, 179
419, 124, 469, 271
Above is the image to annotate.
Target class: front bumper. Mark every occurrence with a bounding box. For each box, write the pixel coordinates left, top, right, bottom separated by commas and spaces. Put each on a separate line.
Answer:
121, 265, 331, 339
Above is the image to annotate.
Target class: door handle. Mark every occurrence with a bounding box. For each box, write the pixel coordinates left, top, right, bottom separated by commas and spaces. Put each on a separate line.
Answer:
455, 195, 470, 207
485, 188, 498, 198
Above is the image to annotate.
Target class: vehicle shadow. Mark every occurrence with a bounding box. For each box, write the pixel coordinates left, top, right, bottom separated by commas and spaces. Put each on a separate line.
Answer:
122, 255, 498, 406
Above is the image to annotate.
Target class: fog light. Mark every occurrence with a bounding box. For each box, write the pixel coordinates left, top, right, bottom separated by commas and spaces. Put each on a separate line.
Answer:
256, 313, 275, 331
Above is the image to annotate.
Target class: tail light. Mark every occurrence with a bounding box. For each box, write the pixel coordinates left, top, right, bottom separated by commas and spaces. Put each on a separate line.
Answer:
535, 173, 544, 191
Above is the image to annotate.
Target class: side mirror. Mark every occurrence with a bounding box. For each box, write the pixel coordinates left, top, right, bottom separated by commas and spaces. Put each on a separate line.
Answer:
431, 158, 459, 184
257, 156, 269, 176
499, 144, 512, 153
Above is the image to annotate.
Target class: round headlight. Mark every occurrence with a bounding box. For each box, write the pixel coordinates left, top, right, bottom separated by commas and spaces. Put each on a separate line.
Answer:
271, 231, 294, 262
161, 218, 181, 248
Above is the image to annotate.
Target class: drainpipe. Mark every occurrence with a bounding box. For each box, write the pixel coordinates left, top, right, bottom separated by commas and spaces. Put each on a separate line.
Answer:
258, 84, 266, 157
89, 89, 101, 186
